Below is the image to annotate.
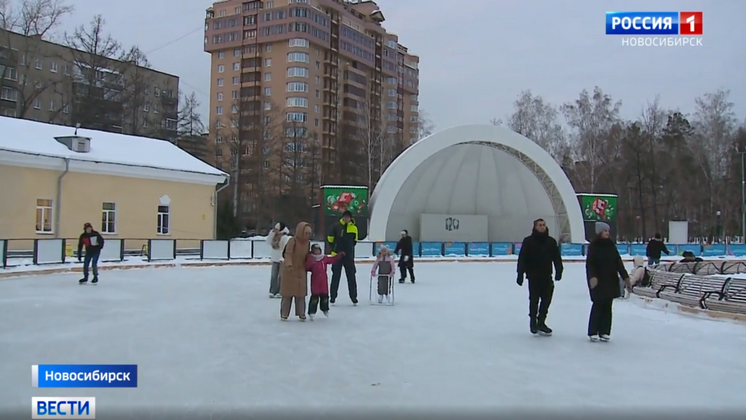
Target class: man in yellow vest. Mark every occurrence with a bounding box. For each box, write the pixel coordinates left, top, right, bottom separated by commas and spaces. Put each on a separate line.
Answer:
327, 210, 359, 305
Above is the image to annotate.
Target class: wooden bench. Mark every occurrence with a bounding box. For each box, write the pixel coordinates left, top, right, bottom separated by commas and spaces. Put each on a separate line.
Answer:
634, 271, 683, 298
702, 278, 746, 314
657, 274, 729, 308
720, 261, 746, 275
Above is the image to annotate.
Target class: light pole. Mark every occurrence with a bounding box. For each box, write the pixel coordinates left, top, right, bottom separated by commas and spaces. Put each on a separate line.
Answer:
737, 147, 746, 243
716, 210, 721, 243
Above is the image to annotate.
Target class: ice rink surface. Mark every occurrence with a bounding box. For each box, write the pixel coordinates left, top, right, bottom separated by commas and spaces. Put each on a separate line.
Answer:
2, 262, 746, 415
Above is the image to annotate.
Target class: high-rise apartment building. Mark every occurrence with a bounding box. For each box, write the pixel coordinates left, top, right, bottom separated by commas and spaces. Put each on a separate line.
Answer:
204, 0, 420, 227
0, 30, 180, 139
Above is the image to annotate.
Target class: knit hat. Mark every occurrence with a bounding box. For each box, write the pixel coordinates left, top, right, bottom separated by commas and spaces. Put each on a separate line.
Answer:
595, 221, 610, 235
83, 222, 92, 229
342, 210, 352, 218
311, 243, 322, 252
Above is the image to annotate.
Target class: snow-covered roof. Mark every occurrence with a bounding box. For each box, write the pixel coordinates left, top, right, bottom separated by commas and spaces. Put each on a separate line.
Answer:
0, 116, 227, 185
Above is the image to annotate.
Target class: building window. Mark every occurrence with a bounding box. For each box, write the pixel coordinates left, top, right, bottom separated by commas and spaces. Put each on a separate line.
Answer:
218, 51, 225, 59
3, 67, 17, 80
102, 202, 116, 233
288, 38, 309, 47
387, 101, 397, 109
264, 101, 272, 110
314, 104, 319, 113
217, 92, 223, 101
264, 87, 271, 96
216, 106, 223, 115
286, 97, 308, 107
265, 43, 272, 52
264, 72, 271, 81
286, 112, 307, 122
410, 105, 418, 112
287, 52, 309, 63
49, 100, 55, 111
50, 61, 57, 73
33, 98, 41, 109
218, 64, 225, 73
234, 48, 240, 57
157, 205, 170, 235
388, 88, 397, 96
287, 67, 309, 78
314, 75, 320, 84
1, 87, 18, 101
286, 82, 308, 92
232, 76, 239, 85
217, 78, 224, 87
231, 90, 238, 99
35, 199, 53, 233
233, 62, 240, 71
387, 77, 396, 84
35, 58, 42, 69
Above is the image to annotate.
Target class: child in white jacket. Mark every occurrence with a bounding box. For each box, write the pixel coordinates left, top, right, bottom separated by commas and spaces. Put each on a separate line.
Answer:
625, 256, 646, 297
266, 223, 290, 298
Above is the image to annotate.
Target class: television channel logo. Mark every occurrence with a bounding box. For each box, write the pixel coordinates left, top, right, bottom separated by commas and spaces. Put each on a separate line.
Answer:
32, 397, 96, 419
32, 364, 138, 388
606, 12, 703, 47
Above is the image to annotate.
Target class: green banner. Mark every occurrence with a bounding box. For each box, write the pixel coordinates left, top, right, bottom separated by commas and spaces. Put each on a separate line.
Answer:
322, 186, 368, 216
580, 194, 617, 221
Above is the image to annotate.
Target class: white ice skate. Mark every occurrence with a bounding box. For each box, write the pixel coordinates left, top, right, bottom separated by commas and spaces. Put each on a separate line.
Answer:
377, 295, 384, 304
589, 335, 599, 342
323, 311, 329, 318
385, 295, 392, 305
599, 335, 610, 342
309, 314, 314, 321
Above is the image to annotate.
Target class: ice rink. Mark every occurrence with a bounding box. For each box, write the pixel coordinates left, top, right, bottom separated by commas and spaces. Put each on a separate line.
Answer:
2, 261, 746, 415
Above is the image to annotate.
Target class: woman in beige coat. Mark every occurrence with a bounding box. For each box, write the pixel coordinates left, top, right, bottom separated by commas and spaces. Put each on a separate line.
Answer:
280, 222, 312, 321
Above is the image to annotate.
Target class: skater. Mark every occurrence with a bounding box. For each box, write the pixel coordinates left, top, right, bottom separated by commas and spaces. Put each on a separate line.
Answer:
645, 233, 670, 266
371, 245, 396, 304
77, 222, 104, 284
279, 222, 312, 321
626, 256, 647, 293
305, 244, 343, 320
327, 210, 359, 305
394, 230, 415, 283
586, 222, 632, 342
516, 218, 563, 336
266, 222, 290, 298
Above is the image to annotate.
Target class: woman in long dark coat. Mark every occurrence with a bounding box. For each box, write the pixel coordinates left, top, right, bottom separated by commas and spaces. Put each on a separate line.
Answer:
585, 222, 631, 342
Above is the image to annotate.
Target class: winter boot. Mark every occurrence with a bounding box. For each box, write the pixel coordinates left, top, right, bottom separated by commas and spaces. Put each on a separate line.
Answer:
529, 316, 538, 335
537, 317, 553, 336
91, 277, 98, 284
78, 277, 88, 284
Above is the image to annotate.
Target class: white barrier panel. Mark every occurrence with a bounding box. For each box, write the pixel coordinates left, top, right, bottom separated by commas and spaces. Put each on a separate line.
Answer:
420, 214, 489, 242
35, 239, 64, 264
251, 239, 273, 258
149, 239, 175, 261
0, 239, 6, 267
100, 239, 123, 262
229, 239, 252, 258
355, 241, 374, 257
202, 240, 229, 259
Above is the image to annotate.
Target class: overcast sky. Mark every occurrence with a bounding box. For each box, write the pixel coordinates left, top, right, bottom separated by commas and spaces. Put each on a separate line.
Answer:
52, 0, 746, 130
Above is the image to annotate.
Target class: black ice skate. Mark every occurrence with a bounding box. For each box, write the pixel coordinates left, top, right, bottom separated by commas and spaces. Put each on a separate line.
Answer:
91, 277, 98, 284
410, 277, 415, 284
530, 317, 538, 335
537, 323, 553, 336
78, 278, 88, 284
351, 297, 358, 306
399, 279, 405, 284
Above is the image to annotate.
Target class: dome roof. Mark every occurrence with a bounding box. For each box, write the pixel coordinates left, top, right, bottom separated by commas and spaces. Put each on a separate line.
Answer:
368, 125, 585, 243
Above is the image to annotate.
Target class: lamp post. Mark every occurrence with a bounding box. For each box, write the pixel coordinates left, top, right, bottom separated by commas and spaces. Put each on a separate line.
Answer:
716, 210, 721, 243
736, 147, 746, 243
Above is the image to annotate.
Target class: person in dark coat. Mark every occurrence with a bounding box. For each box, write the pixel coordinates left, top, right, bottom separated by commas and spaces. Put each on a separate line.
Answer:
394, 229, 415, 284
516, 218, 563, 336
77, 222, 104, 284
327, 210, 359, 305
645, 232, 670, 266
586, 221, 631, 342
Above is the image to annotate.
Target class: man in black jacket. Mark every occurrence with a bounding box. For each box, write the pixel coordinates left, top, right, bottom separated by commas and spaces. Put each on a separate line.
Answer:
516, 219, 563, 336
77, 222, 105, 284
394, 229, 415, 284
327, 210, 358, 304
645, 233, 670, 266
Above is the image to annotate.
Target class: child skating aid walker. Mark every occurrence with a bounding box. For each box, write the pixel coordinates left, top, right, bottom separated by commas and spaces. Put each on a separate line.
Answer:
370, 245, 395, 305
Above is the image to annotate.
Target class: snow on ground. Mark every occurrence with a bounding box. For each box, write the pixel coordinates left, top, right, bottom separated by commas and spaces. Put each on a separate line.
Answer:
1, 262, 745, 415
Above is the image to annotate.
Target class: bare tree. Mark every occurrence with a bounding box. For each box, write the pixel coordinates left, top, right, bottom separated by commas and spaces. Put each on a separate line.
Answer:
64, 15, 127, 131
500, 90, 566, 162
0, 0, 73, 117
177, 91, 205, 137
119, 45, 158, 137
561, 86, 622, 192
412, 109, 435, 144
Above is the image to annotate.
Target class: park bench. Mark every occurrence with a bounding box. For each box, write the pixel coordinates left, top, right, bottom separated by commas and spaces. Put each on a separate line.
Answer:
701, 278, 746, 314
657, 274, 728, 308
634, 271, 683, 299
666, 261, 718, 275
720, 261, 746, 275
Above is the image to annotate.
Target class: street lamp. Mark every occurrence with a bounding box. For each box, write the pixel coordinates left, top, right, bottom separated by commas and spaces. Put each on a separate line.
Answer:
736, 146, 746, 243
716, 210, 721, 243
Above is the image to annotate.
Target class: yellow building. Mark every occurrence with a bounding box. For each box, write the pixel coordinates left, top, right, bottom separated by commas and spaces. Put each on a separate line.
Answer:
0, 116, 229, 251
